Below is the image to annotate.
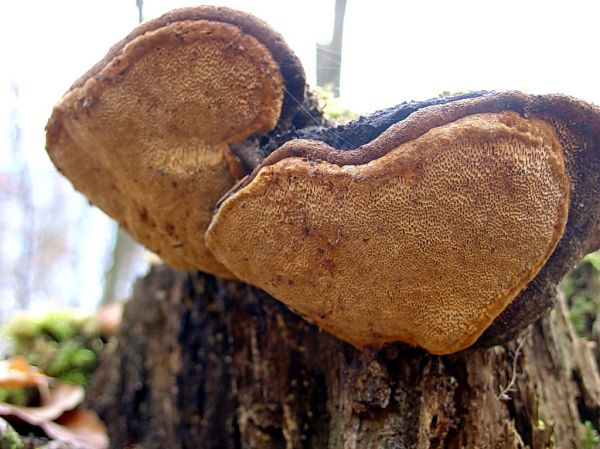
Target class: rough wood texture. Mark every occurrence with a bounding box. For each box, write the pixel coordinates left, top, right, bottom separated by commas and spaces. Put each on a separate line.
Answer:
88, 265, 600, 449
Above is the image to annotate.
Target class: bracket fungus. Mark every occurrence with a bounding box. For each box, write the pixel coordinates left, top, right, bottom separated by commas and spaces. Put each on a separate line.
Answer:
206, 92, 600, 354
46, 7, 600, 354
46, 6, 305, 278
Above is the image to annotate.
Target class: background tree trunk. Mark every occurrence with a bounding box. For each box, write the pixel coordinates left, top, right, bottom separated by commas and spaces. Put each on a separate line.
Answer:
88, 265, 600, 449
101, 228, 145, 305
316, 0, 346, 97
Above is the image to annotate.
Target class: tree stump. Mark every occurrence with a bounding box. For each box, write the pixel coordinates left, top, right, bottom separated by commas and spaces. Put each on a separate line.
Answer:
88, 265, 600, 449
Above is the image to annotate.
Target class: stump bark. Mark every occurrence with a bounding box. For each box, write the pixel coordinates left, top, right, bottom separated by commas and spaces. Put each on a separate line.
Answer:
88, 265, 600, 449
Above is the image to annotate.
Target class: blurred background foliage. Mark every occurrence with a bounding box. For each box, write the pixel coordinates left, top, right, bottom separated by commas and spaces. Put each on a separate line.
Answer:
0, 310, 110, 406
4, 311, 102, 386
561, 251, 600, 344
311, 85, 357, 125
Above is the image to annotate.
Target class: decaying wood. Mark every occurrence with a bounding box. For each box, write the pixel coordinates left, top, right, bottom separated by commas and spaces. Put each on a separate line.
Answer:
88, 265, 600, 449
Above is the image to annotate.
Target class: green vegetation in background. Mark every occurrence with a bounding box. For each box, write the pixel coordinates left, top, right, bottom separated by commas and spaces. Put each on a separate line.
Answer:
0, 417, 23, 449
1, 310, 104, 390
0, 388, 27, 407
560, 250, 600, 339
310, 85, 357, 125
581, 420, 600, 449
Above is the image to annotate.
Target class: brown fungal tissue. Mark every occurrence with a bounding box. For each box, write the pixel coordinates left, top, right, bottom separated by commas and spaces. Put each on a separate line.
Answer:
45, 6, 305, 278
206, 92, 600, 354
206, 111, 570, 354
46, 7, 600, 354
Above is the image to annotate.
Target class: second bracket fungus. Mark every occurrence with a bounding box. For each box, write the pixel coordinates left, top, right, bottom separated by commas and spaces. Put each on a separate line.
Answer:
46, 6, 305, 278
46, 6, 600, 354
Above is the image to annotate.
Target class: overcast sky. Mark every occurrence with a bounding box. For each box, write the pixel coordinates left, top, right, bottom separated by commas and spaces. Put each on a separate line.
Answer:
0, 0, 599, 311
3, 0, 600, 118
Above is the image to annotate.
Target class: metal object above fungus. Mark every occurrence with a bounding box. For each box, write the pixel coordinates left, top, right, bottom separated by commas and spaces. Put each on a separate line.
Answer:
206, 92, 600, 354
45, 6, 306, 278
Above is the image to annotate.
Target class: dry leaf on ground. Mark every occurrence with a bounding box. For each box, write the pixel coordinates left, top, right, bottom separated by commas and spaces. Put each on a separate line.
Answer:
0, 380, 108, 448
43, 409, 109, 449
0, 357, 49, 389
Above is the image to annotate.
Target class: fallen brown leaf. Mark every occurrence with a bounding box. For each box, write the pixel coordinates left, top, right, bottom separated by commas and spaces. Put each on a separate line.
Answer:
0, 380, 108, 449
0, 357, 49, 389
43, 409, 109, 449
0, 381, 84, 423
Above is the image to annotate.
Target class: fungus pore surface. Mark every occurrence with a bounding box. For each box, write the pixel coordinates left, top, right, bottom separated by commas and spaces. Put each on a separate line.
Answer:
46, 7, 305, 277
46, 7, 600, 353
207, 112, 570, 354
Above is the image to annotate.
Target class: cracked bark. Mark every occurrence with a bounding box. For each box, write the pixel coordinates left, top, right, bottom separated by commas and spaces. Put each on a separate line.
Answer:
88, 265, 600, 449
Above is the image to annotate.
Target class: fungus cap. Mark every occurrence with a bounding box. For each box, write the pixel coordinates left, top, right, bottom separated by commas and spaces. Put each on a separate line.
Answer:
45, 6, 306, 277
206, 92, 600, 354
45, 7, 600, 354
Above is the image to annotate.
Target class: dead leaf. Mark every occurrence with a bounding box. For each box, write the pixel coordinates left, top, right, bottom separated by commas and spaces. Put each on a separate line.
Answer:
43, 409, 109, 449
0, 381, 84, 423
0, 380, 108, 449
0, 356, 49, 389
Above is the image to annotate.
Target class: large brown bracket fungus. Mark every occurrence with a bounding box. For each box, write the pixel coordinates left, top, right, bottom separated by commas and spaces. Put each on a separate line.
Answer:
207, 92, 600, 354
46, 7, 600, 354
46, 6, 306, 278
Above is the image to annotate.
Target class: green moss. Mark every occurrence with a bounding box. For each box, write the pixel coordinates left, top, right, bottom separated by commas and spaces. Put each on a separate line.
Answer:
584, 251, 600, 271
581, 421, 600, 449
310, 85, 357, 125
6, 311, 97, 344
0, 418, 23, 449
560, 250, 600, 339
0, 388, 28, 407
1, 310, 104, 388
